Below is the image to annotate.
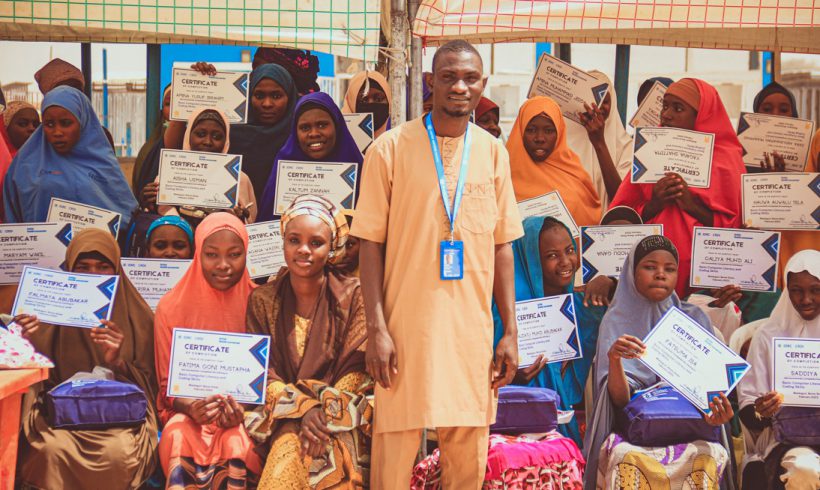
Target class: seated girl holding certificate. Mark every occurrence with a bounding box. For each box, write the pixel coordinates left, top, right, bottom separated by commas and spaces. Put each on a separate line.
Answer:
493, 216, 614, 446
2, 86, 138, 231
737, 250, 820, 490
245, 195, 371, 488
163, 62, 298, 204
506, 96, 603, 227
145, 215, 194, 260
257, 92, 365, 222
155, 108, 257, 225
13, 228, 158, 489
610, 79, 745, 297
583, 235, 735, 490
753, 82, 818, 294
154, 212, 262, 488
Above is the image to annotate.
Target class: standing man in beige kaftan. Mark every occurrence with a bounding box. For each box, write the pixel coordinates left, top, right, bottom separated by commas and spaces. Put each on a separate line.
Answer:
351, 41, 524, 489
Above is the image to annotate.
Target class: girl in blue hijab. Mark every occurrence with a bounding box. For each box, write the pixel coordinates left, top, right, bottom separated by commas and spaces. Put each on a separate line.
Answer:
257, 92, 364, 222
493, 215, 610, 446
3, 86, 137, 232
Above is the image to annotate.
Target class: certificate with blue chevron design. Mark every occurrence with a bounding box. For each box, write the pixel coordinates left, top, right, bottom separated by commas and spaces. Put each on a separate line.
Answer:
690, 227, 780, 292
640, 307, 750, 415
736, 112, 814, 172
158, 150, 242, 209
11, 266, 119, 329
773, 338, 820, 407
0, 223, 73, 285
527, 52, 609, 125
515, 294, 582, 368
343, 113, 375, 155
47, 198, 121, 238
170, 68, 249, 124
632, 127, 714, 188
273, 161, 359, 215
580, 224, 663, 284
742, 173, 820, 230
167, 328, 270, 405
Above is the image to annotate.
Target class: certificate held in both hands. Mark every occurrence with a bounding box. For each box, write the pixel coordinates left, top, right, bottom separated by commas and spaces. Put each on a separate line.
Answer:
167, 328, 271, 404
170, 68, 250, 124
690, 227, 780, 292
158, 149, 242, 209
12, 266, 119, 328
273, 161, 358, 216
640, 307, 750, 415
632, 127, 715, 188
516, 294, 582, 368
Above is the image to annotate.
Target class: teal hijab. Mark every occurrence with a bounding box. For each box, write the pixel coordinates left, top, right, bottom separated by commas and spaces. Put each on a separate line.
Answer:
493, 215, 605, 446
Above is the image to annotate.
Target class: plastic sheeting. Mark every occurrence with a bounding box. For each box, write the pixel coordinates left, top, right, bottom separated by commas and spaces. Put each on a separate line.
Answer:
413, 0, 820, 54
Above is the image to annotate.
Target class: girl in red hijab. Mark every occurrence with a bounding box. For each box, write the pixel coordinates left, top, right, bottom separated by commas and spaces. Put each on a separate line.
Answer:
610, 78, 745, 296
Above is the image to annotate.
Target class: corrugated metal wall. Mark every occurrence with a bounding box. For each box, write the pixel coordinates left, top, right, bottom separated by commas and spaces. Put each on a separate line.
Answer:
91, 83, 147, 157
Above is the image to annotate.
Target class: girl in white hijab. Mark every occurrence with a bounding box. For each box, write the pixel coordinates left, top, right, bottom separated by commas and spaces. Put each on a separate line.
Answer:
566, 71, 633, 206
738, 250, 820, 490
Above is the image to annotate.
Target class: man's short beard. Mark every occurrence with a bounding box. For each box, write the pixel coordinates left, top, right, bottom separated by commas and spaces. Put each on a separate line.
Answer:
442, 106, 473, 118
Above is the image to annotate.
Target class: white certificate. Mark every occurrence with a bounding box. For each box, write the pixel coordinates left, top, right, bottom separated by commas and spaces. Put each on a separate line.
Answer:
632, 127, 715, 188
640, 307, 750, 414
273, 161, 358, 215
517, 191, 580, 237
343, 113, 374, 155
47, 198, 121, 238
246, 221, 285, 279
527, 53, 609, 125
773, 337, 820, 407
11, 266, 119, 328
120, 259, 191, 311
170, 68, 249, 124
167, 328, 270, 404
690, 227, 780, 292
158, 149, 242, 209
0, 223, 73, 285
629, 81, 666, 129
737, 112, 814, 172
580, 224, 663, 283
742, 173, 820, 230
516, 294, 582, 368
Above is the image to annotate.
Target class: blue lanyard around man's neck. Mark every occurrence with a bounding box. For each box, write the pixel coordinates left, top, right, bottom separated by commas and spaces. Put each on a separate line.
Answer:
423, 112, 472, 242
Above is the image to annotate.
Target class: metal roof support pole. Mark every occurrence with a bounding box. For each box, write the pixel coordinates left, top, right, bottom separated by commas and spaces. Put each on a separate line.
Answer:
81, 43, 92, 99
146, 44, 161, 137
407, 0, 423, 120
389, 0, 408, 127
614, 44, 631, 126
555, 43, 571, 63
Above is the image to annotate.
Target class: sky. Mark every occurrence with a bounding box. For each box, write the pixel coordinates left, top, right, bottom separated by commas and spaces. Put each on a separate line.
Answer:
0, 41, 147, 85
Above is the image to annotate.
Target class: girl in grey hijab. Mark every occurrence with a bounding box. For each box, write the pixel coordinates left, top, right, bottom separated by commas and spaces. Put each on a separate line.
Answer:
583, 235, 735, 489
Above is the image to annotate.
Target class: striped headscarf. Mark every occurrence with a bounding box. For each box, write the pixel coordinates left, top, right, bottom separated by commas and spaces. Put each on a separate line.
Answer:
280, 194, 349, 263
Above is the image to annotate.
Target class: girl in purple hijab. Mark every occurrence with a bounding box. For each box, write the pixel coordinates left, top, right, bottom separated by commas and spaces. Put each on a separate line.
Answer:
258, 92, 364, 222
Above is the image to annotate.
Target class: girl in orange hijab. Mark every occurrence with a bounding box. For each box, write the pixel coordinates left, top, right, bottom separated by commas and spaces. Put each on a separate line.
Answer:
341, 71, 392, 138
507, 96, 602, 227
154, 212, 261, 489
